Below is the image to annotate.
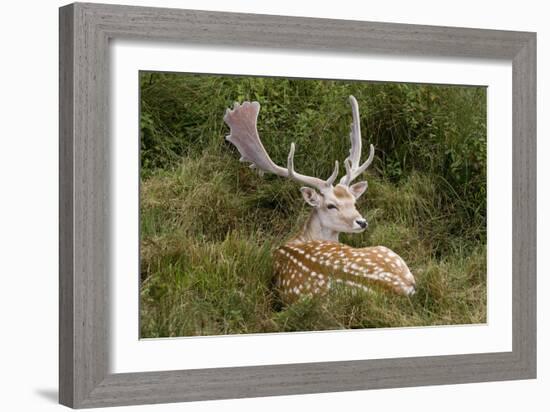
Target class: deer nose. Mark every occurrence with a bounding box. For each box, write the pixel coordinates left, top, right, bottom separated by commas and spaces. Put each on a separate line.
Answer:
356, 219, 367, 229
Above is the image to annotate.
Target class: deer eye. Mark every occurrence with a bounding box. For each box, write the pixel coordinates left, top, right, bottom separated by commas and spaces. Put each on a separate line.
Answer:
327, 204, 338, 210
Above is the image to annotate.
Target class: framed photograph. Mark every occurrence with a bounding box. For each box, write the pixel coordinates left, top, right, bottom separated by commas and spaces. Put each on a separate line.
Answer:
59, 2, 536, 408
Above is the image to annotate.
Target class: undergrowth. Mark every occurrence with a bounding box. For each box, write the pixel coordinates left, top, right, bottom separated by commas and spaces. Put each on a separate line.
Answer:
139, 73, 487, 337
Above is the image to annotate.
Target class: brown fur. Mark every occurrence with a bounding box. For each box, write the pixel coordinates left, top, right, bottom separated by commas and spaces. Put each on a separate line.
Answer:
333, 185, 354, 200
274, 241, 416, 302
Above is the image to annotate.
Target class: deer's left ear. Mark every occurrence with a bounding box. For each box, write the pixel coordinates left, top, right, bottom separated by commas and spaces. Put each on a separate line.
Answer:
349, 181, 368, 199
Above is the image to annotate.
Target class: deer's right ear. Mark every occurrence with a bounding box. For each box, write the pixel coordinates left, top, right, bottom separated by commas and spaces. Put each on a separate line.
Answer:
300, 187, 321, 208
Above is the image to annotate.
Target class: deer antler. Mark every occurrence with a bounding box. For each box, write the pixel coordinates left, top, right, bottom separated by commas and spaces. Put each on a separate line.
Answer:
340, 95, 375, 186
224, 101, 339, 192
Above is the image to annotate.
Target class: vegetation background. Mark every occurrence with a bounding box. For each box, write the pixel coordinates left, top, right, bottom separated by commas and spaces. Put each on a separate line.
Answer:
139, 72, 487, 337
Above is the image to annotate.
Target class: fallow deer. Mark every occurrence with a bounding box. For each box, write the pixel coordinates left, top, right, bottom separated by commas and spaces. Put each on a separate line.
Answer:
224, 96, 416, 302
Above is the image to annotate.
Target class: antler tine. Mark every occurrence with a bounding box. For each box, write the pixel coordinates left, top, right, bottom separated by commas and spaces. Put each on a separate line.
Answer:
342, 144, 375, 186
287, 142, 339, 191
340, 95, 375, 186
224, 101, 338, 192
348, 95, 362, 169
326, 160, 340, 186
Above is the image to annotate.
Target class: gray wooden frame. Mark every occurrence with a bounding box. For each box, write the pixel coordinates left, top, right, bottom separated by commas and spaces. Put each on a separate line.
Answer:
59, 2, 536, 408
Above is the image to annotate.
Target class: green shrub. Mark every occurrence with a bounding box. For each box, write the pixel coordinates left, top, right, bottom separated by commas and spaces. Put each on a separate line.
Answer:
139, 72, 487, 337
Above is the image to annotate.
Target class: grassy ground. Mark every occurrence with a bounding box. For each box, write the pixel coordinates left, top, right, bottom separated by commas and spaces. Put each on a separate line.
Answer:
139, 73, 487, 337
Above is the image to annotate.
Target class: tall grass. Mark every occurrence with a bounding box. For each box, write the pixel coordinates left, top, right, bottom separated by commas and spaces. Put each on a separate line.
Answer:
139, 72, 487, 337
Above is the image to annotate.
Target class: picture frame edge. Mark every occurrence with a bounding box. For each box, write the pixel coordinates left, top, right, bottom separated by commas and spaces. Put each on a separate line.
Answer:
58, 2, 537, 408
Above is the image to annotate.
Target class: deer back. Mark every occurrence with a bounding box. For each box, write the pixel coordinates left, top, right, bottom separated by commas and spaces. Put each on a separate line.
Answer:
274, 241, 415, 301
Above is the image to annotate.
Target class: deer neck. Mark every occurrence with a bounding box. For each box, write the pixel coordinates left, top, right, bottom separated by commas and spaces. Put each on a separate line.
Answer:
295, 210, 340, 243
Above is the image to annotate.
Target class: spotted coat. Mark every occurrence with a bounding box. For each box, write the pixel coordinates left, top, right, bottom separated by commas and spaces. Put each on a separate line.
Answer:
274, 241, 415, 301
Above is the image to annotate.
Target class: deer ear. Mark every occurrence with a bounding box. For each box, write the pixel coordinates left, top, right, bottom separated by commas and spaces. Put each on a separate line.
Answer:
300, 187, 321, 207
349, 181, 368, 199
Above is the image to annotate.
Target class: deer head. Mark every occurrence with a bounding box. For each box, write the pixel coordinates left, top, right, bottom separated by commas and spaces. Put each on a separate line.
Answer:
224, 96, 375, 240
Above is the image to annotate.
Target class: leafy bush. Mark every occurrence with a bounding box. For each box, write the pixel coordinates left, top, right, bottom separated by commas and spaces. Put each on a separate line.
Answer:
139, 72, 487, 337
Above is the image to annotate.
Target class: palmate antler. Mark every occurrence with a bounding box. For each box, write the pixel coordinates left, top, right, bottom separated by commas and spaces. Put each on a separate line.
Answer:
224, 101, 339, 192
340, 96, 375, 186
223, 96, 373, 191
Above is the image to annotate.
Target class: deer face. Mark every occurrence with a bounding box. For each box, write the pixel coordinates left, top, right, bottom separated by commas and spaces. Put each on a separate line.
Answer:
300, 182, 368, 234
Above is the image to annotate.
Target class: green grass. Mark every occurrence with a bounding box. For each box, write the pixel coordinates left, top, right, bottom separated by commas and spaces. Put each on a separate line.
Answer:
139, 73, 487, 337
140, 155, 486, 337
